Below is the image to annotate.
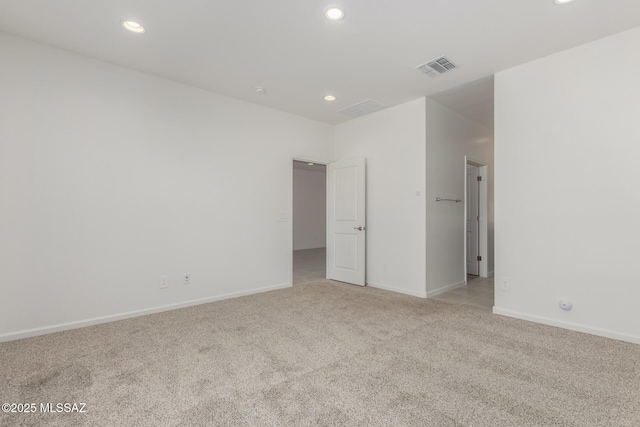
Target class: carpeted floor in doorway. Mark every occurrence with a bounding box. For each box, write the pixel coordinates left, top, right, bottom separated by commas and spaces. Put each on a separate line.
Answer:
1, 280, 638, 426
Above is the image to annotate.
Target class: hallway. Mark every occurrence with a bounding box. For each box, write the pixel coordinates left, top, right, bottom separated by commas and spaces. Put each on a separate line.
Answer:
432, 277, 494, 310
292, 248, 326, 285
293, 248, 494, 310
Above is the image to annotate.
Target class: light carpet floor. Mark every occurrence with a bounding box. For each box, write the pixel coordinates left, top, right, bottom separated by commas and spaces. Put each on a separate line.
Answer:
1, 280, 638, 426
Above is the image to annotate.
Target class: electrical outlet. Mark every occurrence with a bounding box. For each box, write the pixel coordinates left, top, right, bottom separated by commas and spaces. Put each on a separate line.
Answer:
183, 274, 191, 285
160, 275, 169, 289
501, 277, 511, 292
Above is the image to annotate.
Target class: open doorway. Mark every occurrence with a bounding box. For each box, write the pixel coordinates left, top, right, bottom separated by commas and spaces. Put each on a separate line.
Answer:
465, 159, 488, 282
292, 160, 327, 285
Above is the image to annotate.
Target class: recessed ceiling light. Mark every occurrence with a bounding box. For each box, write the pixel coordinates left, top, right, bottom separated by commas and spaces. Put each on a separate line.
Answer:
308, 163, 315, 166
254, 86, 267, 95
554, 0, 576, 4
324, 95, 336, 101
325, 8, 344, 20
121, 20, 146, 34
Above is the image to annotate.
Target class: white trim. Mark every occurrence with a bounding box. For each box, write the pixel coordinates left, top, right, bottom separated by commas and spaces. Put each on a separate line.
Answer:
289, 160, 294, 289
477, 165, 489, 278
463, 157, 467, 278
493, 307, 640, 345
0, 283, 291, 343
427, 280, 466, 298
367, 282, 427, 298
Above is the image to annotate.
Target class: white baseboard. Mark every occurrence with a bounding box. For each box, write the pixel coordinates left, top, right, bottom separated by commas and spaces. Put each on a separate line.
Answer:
493, 307, 640, 345
366, 282, 427, 298
0, 283, 292, 343
426, 280, 466, 298
488, 270, 495, 278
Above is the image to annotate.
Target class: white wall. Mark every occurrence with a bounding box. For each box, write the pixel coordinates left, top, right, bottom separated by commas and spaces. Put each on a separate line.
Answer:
0, 34, 332, 341
425, 99, 494, 296
334, 99, 427, 297
494, 27, 640, 344
293, 168, 326, 250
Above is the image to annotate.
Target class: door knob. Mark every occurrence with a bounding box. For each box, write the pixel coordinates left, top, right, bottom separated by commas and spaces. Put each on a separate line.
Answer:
354, 226, 365, 231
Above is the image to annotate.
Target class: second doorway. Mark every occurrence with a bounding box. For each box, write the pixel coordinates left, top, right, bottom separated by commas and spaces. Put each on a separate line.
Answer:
292, 160, 327, 284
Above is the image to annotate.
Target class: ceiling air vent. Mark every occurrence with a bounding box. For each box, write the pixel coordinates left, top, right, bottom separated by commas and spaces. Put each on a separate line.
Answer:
338, 99, 386, 117
416, 56, 457, 78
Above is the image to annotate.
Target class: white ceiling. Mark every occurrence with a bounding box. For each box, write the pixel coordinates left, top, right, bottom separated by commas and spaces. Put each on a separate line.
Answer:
1, 1, 639, 126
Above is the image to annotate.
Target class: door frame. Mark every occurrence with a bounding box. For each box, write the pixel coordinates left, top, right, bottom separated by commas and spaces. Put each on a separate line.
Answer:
465, 163, 481, 276
290, 157, 329, 286
464, 157, 489, 280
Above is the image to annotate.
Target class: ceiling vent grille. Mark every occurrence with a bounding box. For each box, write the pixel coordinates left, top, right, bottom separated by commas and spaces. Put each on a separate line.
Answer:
338, 99, 386, 117
416, 56, 457, 78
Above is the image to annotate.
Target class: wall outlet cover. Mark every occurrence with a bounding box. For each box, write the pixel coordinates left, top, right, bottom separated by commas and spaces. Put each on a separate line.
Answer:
160, 275, 169, 289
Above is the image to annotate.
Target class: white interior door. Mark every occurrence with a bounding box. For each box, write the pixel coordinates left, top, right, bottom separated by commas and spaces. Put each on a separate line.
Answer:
466, 165, 480, 275
327, 158, 366, 286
